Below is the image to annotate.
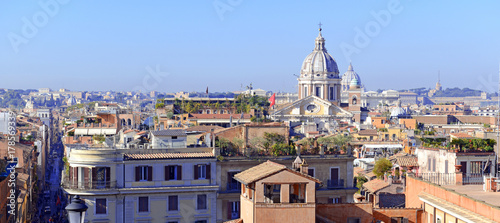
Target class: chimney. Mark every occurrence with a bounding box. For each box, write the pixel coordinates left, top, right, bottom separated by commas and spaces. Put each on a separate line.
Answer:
292, 156, 302, 171
300, 159, 309, 175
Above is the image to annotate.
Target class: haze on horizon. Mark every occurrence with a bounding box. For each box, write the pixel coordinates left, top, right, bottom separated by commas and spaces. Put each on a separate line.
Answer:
1, 1, 500, 93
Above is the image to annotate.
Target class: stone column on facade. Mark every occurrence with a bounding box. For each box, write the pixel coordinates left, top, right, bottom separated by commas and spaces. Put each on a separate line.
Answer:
323, 84, 328, 100
298, 85, 302, 100
281, 184, 290, 203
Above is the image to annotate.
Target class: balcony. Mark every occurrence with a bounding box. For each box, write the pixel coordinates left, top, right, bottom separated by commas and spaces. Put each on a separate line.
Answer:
62, 179, 117, 190
227, 182, 241, 192
327, 179, 345, 189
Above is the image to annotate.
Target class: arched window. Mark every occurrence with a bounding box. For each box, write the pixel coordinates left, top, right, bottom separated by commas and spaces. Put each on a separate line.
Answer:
352, 96, 357, 105
127, 119, 132, 126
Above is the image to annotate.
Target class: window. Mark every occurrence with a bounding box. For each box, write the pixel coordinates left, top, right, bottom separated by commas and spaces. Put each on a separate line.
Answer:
227, 201, 240, 219
347, 217, 360, 223
168, 195, 178, 211
197, 194, 207, 210
136, 166, 152, 181
445, 160, 449, 174
195, 220, 207, 223
165, 165, 182, 181
172, 136, 177, 139
433, 159, 436, 172
470, 161, 485, 174
264, 184, 281, 203
304, 86, 308, 97
329, 87, 334, 100
315, 87, 321, 97
289, 184, 306, 203
138, 196, 149, 213
95, 198, 107, 215
307, 168, 315, 177
194, 164, 210, 180
428, 158, 431, 171
92, 167, 110, 189
328, 197, 342, 204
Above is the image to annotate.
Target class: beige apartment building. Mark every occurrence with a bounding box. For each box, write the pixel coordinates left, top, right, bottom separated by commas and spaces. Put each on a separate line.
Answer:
63, 145, 218, 223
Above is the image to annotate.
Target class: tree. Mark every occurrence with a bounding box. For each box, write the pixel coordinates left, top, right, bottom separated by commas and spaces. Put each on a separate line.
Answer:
232, 137, 245, 150
373, 158, 393, 178
249, 137, 266, 150
166, 112, 174, 119
332, 134, 352, 152
355, 175, 368, 193
155, 103, 165, 109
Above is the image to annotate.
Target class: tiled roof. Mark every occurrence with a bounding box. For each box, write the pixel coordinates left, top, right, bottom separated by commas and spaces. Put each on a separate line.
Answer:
151, 129, 187, 136
363, 178, 390, 193
234, 160, 321, 185
123, 129, 137, 134
190, 114, 251, 120
395, 156, 418, 167
124, 152, 214, 160
186, 125, 224, 132
358, 129, 378, 136
223, 219, 243, 223
234, 161, 287, 185
450, 133, 474, 139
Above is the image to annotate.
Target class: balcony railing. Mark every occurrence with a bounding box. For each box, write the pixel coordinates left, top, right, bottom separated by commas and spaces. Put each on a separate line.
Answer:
463, 173, 484, 185
413, 172, 485, 185
62, 180, 117, 190
414, 172, 456, 185
327, 179, 345, 189
227, 182, 241, 192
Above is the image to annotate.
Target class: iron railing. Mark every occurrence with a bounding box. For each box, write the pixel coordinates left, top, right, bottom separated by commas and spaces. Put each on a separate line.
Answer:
62, 179, 117, 190
227, 182, 241, 192
414, 172, 485, 185
327, 179, 345, 189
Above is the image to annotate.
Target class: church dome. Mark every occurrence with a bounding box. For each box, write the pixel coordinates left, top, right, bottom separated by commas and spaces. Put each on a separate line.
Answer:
350, 76, 360, 88
300, 29, 339, 78
342, 63, 362, 91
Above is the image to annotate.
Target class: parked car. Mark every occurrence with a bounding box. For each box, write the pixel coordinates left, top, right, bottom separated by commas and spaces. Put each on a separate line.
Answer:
44, 206, 51, 214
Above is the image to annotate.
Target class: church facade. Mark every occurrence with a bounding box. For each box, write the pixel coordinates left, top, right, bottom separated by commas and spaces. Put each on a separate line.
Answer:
272, 28, 365, 133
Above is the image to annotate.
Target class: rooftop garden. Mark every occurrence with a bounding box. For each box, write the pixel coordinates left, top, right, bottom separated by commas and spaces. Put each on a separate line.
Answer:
421, 137, 495, 152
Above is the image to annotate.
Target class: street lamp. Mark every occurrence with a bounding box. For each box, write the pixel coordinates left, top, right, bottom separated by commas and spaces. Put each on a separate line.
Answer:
65, 195, 88, 223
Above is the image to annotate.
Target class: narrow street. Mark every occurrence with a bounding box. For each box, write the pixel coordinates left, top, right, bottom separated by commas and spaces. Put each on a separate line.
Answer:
34, 111, 67, 222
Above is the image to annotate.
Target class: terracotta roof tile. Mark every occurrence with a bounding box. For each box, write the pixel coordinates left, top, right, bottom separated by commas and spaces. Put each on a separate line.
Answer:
151, 129, 187, 136
395, 156, 418, 167
186, 125, 224, 132
234, 161, 287, 185
224, 219, 243, 223
190, 114, 251, 119
358, 129, 378, 136
234, 160, 321, 185
450, 133, 474, 139
363, 178, 390, 193
124, 152, 214, 160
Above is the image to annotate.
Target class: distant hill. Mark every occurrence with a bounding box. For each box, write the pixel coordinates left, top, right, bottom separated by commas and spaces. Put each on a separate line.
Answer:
433, 87, 481, 97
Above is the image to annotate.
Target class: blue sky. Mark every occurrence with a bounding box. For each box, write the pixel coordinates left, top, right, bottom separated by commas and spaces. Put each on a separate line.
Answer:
1, 1, 500, 93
